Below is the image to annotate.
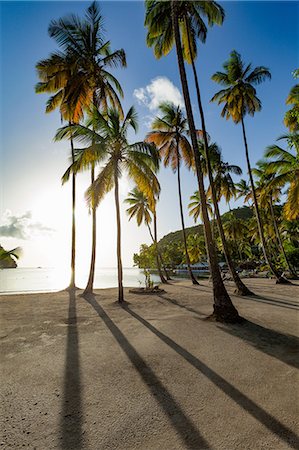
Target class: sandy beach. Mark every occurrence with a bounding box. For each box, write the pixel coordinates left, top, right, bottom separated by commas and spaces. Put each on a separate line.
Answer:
1, 278, 299, 449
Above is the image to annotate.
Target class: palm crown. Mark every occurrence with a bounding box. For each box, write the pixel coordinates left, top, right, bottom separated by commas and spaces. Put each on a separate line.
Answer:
145, 1, 224, 64
146, 102, 193, 171
264, 132, 299, 220
37, 2, 126, 121
211, 50, 271, 123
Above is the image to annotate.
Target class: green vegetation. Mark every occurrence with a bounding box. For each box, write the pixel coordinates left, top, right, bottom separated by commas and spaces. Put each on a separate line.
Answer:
35, 1, 298, 321
0, 246, 21, 269
134, 206, 299, 273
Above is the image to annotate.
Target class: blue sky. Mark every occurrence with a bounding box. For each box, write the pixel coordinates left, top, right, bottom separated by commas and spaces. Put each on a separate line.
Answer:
0, 1, 298, 270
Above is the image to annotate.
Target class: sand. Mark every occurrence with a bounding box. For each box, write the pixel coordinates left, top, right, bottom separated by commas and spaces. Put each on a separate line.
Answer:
1, 278, 299, 450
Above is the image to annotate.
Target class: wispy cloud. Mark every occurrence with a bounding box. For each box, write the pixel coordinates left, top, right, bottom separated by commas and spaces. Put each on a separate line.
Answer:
134, 76, 184, 111
0, 210, 54, 240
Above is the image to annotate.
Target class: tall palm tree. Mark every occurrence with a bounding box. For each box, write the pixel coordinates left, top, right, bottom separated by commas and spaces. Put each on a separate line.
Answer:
145, 1, 240, 322
146, 102, 199, 284
125, 187, 167, 283
211, 50, 288, 283
264, 133, 299, 221
48, 1, 126, 295
82, 107, 160, 303
254, 161, 297, 277
35, 52, 82, 290
197, 138, 253, 295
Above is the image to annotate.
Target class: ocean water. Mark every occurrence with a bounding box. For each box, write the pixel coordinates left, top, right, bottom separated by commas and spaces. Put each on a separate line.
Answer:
0, 267, 162, 294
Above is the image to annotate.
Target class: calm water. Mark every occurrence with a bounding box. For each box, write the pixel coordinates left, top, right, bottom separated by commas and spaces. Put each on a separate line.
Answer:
0, 267, 162, 294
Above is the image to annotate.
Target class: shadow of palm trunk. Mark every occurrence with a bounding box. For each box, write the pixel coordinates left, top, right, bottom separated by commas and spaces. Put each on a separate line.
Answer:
217, 320, 299, 369
60, 291, 83, 449
84, 293, 210, 449
124, 306, 299, 450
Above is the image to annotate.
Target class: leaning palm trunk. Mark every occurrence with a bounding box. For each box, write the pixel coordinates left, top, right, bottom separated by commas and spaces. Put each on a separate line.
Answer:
153, 214, 168, 284
171, 1, 240, 322
187, 47, 252, 296
241, 118, 289, 284
176, 149, 199, 285
269, 198, 297, 278
83, 163, 97, 295
114, 168, 124, 303
68, 128, 76, 290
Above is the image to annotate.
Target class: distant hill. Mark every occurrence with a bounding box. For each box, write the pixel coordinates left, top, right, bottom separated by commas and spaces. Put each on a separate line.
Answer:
158, 206, 252, 247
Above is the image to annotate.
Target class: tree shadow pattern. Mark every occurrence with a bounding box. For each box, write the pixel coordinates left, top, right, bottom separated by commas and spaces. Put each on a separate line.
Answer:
84, 293, 210, 449
60, 291, 83, 449
123, 305, 299, 450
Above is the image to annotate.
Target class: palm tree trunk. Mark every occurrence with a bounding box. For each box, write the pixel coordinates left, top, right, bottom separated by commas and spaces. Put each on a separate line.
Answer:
147, 223, 170, 280
171, 1, 240, 322
68, 128, 76, 290
83, 163, 97, 295
241, 118, 289, 284
176, 148, 199, 285
114, 168, 124, 303
269, 198, 297, 278
185, 21, 251, 296
153, 213, 168, 284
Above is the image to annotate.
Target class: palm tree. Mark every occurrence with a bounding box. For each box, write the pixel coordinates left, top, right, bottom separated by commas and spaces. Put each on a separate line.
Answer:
284, 83, 299, 132
188, 191, 213, 222
35, 52, 82, 290
264, 133, 299, 221
82, 107, 160, 303
48, 1, 126, 295
146, 102, 199, 285
145, 1, 240, 322
254, 161, 297, 278
196, 138, 253, 295
125, 187, 168, 283
0, 246, 21, 268
211, 50, 288, 283
236, 179, 252, 206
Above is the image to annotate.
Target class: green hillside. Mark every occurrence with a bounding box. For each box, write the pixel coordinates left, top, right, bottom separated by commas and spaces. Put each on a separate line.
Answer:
159, 206, 252, 246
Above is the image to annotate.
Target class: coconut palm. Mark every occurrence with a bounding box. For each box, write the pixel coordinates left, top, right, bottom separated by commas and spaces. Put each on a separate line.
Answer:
188, 191, 213, 222
48, 1, 126, 295
145, 1, 240, 322
211, 51, 288, 283
236, 179, 252, 206
125, 187, 168, 283
35, 52, 82, 290
197, 138, 252, 295
81, 107, 160, 303
284, 83, 299, 132
264, 133, 299, 221
254, 161, 297, 277
146, 102, 199, 285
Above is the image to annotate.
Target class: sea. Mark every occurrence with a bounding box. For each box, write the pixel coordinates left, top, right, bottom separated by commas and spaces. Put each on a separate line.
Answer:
0, 267, 163, 295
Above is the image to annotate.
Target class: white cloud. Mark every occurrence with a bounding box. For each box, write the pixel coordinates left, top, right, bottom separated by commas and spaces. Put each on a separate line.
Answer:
133, 76, 184, 111
0, 210, 54, 240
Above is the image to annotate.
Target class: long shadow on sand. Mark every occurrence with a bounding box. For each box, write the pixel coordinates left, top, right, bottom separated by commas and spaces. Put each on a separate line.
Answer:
123, 305, 299, 450
217, 321, 299, 369
60, 291, 83, 450
243, 295, 299, 310
158, 294, 299, 369
84, 293, 210, 450
158, 293, 206, 317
